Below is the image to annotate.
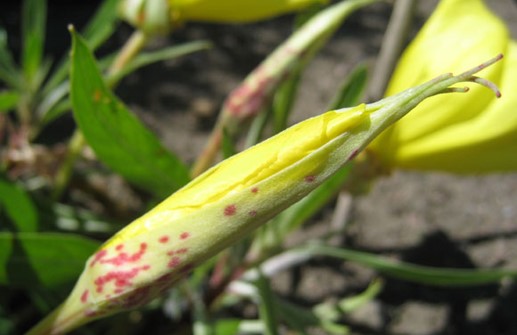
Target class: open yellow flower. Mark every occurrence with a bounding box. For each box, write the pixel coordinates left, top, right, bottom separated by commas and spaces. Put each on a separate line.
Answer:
368, 0, 516, 173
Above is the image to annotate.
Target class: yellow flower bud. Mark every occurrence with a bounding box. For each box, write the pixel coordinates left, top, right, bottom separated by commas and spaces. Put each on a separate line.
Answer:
368, 0, 515, 173
27, 58, 502, 334
169, 0, 328, 24
119, 0, 328, 34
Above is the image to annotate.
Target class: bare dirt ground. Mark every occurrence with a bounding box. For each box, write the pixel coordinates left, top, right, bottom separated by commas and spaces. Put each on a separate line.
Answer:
116, 1, 517, 334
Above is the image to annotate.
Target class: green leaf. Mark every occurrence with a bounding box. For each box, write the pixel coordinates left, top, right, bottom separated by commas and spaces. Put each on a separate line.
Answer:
272, 67, 302, 133
328, 63, 368, 110
338, 278, 382, 312
0, 29, 21, 88
244, 108, 271, 148
275, 299, 319, 333
0, 178, 38, 232
42, 0, 119, 96
81, 0, 120, 51
301, 244, 517, 286
0, 91, 20, 112
313, 279, 382, 323
22, 0, 46, 82
37, 81, 69, 124
213, 319, 241, 335
254, 272, 279, 335
39, 41, 209, 124
214, 319, 264, 335
70, 29, 190, 197
107, 41, 212, 86
0, 232, 99, 288
221, 127, 237, 159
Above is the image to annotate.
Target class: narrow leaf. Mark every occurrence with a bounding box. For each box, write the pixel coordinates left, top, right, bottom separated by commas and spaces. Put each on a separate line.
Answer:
221, 127, 237, 159
0, 232, 100, 288
42, 0, 119, 95
0, 178, 38, 232
81, 0, 120, 51
328, 63, 368, 110
70, 29, 190, 197
272, 66, 303, 133
254, 272, 280, 335
22, 0, 46, 82
107, 41, 212, 86
0, 91, 20, 112
302, 245, 517, 286
213, 319, 241, 335
0, 29, 21, 88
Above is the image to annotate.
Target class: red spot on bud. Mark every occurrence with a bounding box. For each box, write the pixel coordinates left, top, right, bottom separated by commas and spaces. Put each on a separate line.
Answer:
176, 248, 188, 254
90, 249, 107, 267
304, 175, 316, 183
116, 244, 124, 251
251, 187, 259, 193
224, 204, 237, 216
167, 248, 188, 262
248, 210, 257, 217
168, 257, 181, 268
100, 243, 147, 266
94, 265, 148, 293
180, 232, 190, 240
81, 290, 89, 304
159, 235, 169, 243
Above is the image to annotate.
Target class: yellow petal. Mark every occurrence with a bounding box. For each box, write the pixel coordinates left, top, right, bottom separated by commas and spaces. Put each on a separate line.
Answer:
370, 0, 509, 169
388, 41, 517, 173
169, 0, 327, 23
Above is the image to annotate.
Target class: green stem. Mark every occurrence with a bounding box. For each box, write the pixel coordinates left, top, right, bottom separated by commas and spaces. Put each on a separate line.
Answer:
367, 0, 416, 101
107, 30, 148, 77
51, 130, 85, 200
52, 30, 149, 200
190, 123, 224, 178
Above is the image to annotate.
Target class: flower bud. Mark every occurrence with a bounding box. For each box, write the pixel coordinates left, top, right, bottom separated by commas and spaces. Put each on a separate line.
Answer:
169, 0, 327, 24
27, 57, 502, 334
119, 0, 329, 35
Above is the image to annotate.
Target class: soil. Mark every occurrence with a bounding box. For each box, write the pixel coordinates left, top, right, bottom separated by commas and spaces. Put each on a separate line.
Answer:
4, 0, 517, 334
118, 1, 517, 334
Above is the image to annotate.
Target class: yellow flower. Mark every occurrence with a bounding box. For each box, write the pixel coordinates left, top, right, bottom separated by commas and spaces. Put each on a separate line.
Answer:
368, 0, 516, 173
27, 58, 502, 334
120, 0, 327, 35
169, 0, 328, 23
